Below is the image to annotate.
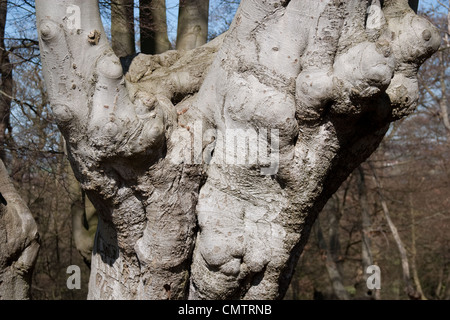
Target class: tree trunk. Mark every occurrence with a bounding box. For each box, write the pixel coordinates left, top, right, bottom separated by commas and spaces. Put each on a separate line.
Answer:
356, 166, 380, 299
0, 159, 40, 299
35, 0, 440, 300
0, 0, 40, 300
435, 266, 444, 299
0, 0, 12, 161
382, 197, 417, 298
437, 50, 450, 140
139, 0, 170, 54
66, 157, 97, 266
372, 168, 421, 299
409, 194, 427, 299
444, 271, 450, 300
315, 218, 350, 300
328, 201, 342, 268
111, 0, 136, 58
176, 0, 209, 50
419, 49, 450, 140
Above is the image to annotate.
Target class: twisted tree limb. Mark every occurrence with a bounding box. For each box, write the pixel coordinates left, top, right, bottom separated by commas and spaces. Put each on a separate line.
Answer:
0, 160, 40, 300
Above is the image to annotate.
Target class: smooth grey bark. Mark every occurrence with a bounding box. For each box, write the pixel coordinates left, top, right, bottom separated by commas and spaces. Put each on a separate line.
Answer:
36, 0, 440, 299
176, 0, 209, 51
67, 158, 98, 266
0, 159, 40, 299
111, 0, 136, 57
139, 0, 170, 54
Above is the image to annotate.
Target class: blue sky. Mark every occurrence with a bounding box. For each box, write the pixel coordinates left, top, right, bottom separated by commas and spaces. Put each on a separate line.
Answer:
5, 0, 448, 49
4, 0, 447, 142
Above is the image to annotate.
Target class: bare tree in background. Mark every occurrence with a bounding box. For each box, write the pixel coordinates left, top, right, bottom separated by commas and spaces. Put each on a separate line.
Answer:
0, 0, 12, 161
0, 0, 41, 300
139, 0, 171, 54
111, 0, 135, 57
176, 0, 209, 50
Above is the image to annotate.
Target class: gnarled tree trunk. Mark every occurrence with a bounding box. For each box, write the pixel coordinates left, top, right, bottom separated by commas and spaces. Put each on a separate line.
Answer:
0, 0, 40, 300
35, 0, 440, 299
0, 160, 40, 299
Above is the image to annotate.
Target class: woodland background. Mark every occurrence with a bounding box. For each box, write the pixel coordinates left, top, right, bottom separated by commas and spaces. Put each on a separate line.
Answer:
0, 0, 448, 300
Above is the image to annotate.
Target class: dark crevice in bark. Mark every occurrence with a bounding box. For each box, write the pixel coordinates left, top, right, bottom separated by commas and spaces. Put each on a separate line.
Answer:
171, 92, 190, 106
381, 0, 419, 13
281, 0, 291, 8
120, 53, 139, 75
0, 193, 6, 206
408, 0, 419, 13
238, 265, 268, 299
184, 234, 197, 299
92, 224, 119, 267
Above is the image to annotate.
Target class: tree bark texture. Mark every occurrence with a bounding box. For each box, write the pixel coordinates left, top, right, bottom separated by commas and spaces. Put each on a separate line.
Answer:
176, 0, 209, 51
0, 160, 40, 299
139, 0, 171, 54
35, 0, 440, 299
111, 0, 136, 58
66, 158, 98, 266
